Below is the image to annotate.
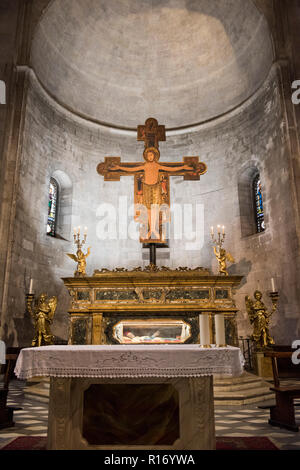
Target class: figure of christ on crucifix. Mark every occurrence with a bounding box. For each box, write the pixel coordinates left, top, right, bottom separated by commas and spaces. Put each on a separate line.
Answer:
97, 119, 207, 244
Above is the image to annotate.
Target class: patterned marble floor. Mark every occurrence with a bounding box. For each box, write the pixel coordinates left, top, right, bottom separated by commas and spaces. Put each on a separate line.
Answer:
0, 380, 300, 450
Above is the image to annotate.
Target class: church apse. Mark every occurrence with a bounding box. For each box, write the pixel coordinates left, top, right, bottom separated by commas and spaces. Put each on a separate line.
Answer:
1, 0, 299, 348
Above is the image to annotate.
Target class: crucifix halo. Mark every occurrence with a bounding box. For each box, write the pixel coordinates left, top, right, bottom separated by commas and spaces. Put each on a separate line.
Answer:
143, 147, 160, 162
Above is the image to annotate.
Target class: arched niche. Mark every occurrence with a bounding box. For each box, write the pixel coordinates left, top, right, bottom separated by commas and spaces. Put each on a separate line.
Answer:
49, 169, 73, 241
238, 165, 266, 238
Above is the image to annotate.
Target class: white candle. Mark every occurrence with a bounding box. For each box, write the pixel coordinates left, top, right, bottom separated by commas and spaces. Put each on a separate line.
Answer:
78, 226, 81, 234
84, 226, 88, 235
217, 225, 221, 234
271, 278, 276, 292
215, 314, 226, 346
222, 225, 225, 235
29, 279, 34, 294
210, 226, 214, 235
199, 314, 210, 346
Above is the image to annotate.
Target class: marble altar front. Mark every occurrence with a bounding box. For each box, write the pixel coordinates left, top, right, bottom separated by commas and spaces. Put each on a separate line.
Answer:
15, 344, 243, 450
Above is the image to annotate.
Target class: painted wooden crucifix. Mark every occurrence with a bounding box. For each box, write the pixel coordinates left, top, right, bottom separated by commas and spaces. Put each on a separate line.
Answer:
97, 118, 207, 244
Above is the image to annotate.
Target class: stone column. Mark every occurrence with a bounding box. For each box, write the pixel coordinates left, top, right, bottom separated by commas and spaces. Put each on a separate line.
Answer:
215, 313, 226, 347
0, 0, 49, 344
199, 313, 211, 347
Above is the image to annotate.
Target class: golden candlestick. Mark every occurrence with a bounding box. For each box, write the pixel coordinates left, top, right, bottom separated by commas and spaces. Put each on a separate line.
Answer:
210, 225, 225, 247
210, 226, 234, 276
73, 226, 87, 248
67, 227, 90, 277
26, 292, 57, 347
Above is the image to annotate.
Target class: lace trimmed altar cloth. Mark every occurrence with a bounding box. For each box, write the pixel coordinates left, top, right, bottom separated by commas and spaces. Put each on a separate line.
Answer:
14, 344, 244, 380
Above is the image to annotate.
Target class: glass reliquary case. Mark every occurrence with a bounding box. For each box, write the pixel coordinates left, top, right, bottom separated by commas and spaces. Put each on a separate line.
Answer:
113, 319, 191, 344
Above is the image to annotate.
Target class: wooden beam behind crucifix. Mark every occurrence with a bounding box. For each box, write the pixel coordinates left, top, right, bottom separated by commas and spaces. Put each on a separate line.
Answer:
97, 118, 207, 244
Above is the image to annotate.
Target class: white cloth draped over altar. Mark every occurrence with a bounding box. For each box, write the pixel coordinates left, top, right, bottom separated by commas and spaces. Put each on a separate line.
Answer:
14, 344, 245, 450
14, 344, 244, 380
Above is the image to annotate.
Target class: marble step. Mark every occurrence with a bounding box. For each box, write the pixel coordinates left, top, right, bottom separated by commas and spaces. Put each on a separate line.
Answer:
214, 391, 275, 406
213, 371, 275, 405
214, 372, 271, 385
214, 386, 274, 400
214, 372, 275, 406
24, 378, 50, 403
214, 379, 271, 392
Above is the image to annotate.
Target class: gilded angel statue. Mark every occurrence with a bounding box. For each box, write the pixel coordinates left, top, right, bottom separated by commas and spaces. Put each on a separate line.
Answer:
213, 247, 235, 276
67, 247, 91, 277
27, 293, 57, 347
245, 290, 276, 349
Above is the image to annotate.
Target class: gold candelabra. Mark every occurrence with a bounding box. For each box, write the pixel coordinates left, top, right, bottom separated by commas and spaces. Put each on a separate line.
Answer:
210, 225, 225, 248
26, 292, 57, 347
73, 226, 87, 249
210, 225, 234, 276
67, 226, 91, 277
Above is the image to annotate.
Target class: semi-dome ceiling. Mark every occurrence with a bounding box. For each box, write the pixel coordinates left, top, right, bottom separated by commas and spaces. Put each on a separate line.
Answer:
31, 0, 273, 130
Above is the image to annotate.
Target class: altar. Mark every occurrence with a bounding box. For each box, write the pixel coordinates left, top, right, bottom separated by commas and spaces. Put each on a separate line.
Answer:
63, 268, 243, 347
14, 344, 243, 450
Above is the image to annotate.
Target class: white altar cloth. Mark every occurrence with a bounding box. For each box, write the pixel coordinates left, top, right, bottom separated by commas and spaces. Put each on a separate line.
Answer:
14, 344, 243, 380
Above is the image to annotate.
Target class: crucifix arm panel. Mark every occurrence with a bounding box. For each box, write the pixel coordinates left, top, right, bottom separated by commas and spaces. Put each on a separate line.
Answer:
158, 158, 207, 181
97, 157, 143, 181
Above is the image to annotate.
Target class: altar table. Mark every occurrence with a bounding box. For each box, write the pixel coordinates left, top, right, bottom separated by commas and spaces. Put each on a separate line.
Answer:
15, 345, 243, 450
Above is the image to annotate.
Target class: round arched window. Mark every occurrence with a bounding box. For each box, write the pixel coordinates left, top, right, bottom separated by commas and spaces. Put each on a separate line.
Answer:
47, 177, 58, 236
253, 174, 265, 233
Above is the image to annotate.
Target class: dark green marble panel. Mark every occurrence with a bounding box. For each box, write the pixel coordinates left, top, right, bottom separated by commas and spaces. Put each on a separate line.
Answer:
143, 289, 163, 300
225, 317, 238, 347
166, 289, 210, 301
215, 289, 229, 299
77, 291, 90, 301
95, 289, 138, 301
72, 318, 87, 345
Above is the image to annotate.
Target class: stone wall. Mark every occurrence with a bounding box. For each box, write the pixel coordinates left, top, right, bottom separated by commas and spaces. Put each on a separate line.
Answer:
5, 64, 299, 346
0, 0, 18, 185
1, 0, 300, 348
0, 1, 18, 151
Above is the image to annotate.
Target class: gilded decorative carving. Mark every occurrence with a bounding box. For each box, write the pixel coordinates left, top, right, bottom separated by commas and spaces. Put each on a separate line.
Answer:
67, 228, 90, 277
210, 227, 234, 276
213, 247, 235, 276
94, 265, 209, 275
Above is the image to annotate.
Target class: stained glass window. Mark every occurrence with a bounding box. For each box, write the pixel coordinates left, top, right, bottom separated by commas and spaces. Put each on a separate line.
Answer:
253, 174, 265, 233
47, 178, 58, 236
